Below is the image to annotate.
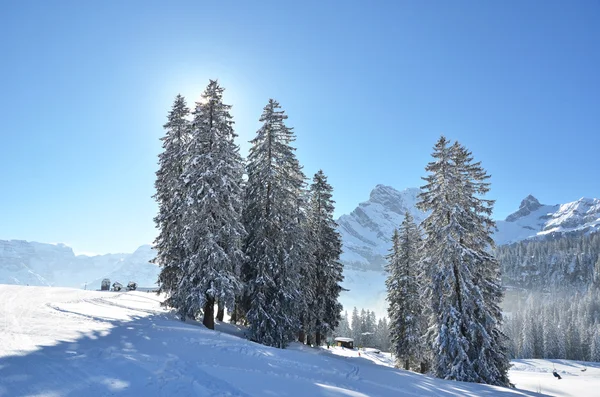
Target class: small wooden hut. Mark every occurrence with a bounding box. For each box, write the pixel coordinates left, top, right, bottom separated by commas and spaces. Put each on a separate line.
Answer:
334, 337, 354, 349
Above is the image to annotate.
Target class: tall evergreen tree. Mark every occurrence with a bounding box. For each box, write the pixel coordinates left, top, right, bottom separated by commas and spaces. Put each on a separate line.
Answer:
242, 99, 306, 348
306, 170, 344, 345
386, 213, 425, 370
154, 94, 191, 314
177, 80, 246, 329
351, 307, 362, 347
543, 308, 560, 359
417, 136, 511, 386
591, 324, 600, 362
334, 311, 352, 338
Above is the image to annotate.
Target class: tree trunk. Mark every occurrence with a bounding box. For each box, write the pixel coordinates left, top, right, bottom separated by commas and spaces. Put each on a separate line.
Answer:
404, 359, 410, 371
216, 300, 225, 322
298, 330, 306, 344
307, 334, 313, 346
316, 331, 322, 346
203, 297, 215, 330
230, 302, 238, 324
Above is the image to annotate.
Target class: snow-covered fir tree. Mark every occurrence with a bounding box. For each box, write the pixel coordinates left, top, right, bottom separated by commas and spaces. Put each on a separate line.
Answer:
342, 307, 391, 351
176, 80, 246, 329
305, 170, 344, 346
591, 325, 600, 362
375, 317, 391, 352
503, 287, 600, 361
417, 136, 511, 386
351, 307, 363, 347
496, 232, 600, 291
542, 307, 560, 359
242, 99, 306, 348
385, 212, 426, 370
154, 94, 191, 313
334, 311, 352, 338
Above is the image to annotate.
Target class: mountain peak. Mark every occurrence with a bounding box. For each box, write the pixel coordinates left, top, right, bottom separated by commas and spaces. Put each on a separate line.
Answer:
505, 195, 544, 222
369, 184, 396, 199
368, 185, 420, 215
519, 195, 541, 209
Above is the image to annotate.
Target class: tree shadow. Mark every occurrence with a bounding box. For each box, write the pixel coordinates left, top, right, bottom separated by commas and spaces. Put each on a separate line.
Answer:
0, 312, 203, 396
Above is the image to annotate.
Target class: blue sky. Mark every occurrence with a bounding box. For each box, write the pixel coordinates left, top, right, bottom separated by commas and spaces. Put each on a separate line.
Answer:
1, 0, 598, 254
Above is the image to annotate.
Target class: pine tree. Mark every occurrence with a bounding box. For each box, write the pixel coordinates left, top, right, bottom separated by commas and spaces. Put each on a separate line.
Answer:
591, 324, 600, 362
386, 213, 425, 370
375, 317, 391, 352
521, 310, 536, 358
417, 136, 511, 386
306, 170, 344, 345
543, 308, 560, 359
334, 311, 352, 338
351, 307, 362, 347
177, 80, 246, 329
243, 99, 306, 348
154, 94, 191, 315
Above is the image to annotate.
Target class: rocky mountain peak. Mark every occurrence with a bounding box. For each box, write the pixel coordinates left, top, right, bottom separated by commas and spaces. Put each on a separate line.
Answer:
368, 185, 420, 216
505, 195, 543, 222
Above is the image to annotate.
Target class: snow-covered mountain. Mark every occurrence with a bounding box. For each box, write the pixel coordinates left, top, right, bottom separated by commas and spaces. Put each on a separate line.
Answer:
495, 195, 600, 246
335, 186, 600, 316
337, 186, 600, 274
337, 185, 426, 271
0, 240, 158, 289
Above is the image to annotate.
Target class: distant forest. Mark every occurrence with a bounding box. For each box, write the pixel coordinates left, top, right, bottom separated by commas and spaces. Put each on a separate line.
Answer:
497, 232, 600, 361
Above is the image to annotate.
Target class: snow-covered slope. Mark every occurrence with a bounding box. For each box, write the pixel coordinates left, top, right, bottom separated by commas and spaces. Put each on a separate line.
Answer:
0, 284, 560, 396
0, 240, 158, 289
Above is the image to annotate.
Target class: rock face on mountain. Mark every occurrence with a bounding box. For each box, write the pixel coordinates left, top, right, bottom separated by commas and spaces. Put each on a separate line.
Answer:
505, 195, 544, 222
0, 240, 158, 289
336, 185, 426, 271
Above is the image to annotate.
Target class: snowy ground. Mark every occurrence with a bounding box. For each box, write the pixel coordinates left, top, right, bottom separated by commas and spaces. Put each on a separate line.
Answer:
0, 285, 595, 397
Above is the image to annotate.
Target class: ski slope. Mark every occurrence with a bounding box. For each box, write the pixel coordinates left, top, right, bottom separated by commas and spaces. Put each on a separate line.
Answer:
0, 285, 596, 397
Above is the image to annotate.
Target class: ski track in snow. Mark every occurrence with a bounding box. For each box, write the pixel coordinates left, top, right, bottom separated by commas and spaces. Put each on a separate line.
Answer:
0, 285, 595, 397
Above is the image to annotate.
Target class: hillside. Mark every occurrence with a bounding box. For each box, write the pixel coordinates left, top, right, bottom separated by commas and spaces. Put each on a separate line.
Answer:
0, 284, 574, 397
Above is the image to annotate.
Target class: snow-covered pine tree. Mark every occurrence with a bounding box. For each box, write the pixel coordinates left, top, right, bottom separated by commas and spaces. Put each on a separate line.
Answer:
417, 136, 511, 386
363, 310, 377, 348
520, 308, 536, 358
375, 317, 391, 352
385, 212, 425, 370
242, 99, 306, 348
306, 170, 344, 346
154, 94, 191, 315
351, 307, 362, 347
334, 311, 352, 338
591, 324, 600, 362
177, 80, 246, 330
543, 307, 560, 359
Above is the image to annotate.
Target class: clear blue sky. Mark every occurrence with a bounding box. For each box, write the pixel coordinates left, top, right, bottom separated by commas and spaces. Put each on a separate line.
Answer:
1, 1, 598, 254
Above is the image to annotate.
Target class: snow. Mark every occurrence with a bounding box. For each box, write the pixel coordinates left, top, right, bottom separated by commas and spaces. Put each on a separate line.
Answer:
510, 359, 600, 397
0, 284, 573, 397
